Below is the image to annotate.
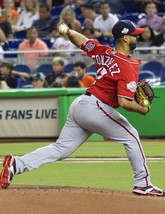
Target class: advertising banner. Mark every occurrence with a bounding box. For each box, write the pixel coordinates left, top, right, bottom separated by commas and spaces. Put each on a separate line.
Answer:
0, 97, 59, 137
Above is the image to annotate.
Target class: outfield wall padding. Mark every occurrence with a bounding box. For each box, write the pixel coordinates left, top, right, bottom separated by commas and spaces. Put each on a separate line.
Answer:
0, 87, 164, 140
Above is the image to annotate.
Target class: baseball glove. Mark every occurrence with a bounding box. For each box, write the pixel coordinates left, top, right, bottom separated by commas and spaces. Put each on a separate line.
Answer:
135, 79, 155, 108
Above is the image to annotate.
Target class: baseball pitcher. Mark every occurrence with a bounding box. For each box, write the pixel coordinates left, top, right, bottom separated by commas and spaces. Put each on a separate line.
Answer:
0, 20, 164, 196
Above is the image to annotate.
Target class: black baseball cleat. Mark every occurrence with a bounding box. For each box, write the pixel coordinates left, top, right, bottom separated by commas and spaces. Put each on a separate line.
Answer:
0, 155, 16, 189
133, 185, 165, 197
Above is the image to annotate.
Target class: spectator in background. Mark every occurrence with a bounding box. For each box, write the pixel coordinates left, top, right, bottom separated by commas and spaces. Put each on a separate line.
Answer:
46, 57, 67, 87
85, 0, 102, 13
0, 28, 6, 60
0, 0, 20, 25
0, 61, 33, 89
46, 0, 62, 7
0, 0, 3, 7
137, 2, 162, 34
0, 62, 17, 88
0, 21, 13, 39
72, 61, 95, 87
86, 0, 130, 14
65, 75, 82, 87
150, 16, 165, 57
83, 18, 94, 30
93, 1, 119, 39
13, 0, 39, 32
0, 28, 7, 42
39, 0, 84, 9
38, 0, 54, 10
55, 0, 85, 8
136, 24, 155, 62
80, 4, 98, 29
81, 27, 97, 67
137, 24, 155, 53
151, 17, 165, 47
62, 61, 95, 88
32, 3, 58, 38
0, 80, 10, 89
14, 0, 23, 13
59, 6, 82, 33
82, 27, 96, 39
0, 23, 11, 59
18, 27, 48, 69
30, 72, 48, 88
39, 0, 72, 7
52, 32, 78, 66
105, 0, 134, 14
136, 0, 165, 13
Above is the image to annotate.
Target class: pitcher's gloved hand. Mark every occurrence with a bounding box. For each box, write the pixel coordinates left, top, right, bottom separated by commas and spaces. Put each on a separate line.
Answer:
135, 79, 155, 109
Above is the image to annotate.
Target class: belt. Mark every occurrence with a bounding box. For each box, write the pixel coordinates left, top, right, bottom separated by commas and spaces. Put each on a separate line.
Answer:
84, 92, 91, 96
84, 91, 114, 108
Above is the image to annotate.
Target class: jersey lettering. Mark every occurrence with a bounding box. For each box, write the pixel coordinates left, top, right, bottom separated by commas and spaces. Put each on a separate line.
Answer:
93, 55, 114, 66
92, 55, 120, 78
109, 63, 120, 76
105, 56, 114, 66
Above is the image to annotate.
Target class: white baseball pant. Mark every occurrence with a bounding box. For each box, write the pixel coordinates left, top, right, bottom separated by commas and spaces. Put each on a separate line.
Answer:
15, 94, 151, 187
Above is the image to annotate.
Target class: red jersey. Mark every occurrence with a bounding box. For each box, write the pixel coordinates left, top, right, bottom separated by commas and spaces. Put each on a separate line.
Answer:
80, 39, 141, 108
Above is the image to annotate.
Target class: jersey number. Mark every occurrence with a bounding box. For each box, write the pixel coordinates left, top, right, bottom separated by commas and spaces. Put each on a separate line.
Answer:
97, 63, 120, 79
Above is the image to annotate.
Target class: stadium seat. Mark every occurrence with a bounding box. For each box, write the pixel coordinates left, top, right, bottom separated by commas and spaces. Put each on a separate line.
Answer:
36, 64, 53, 76
97, 37, 115, 47
142, 61, 165, 82
14, 64, 31, 73
87, 64, 97, 73
139, 70, 155, 80
108, 38, 116, 47
14, 30, 27, 39
42, 38, 54, 49
5, 39, 23, 49
119, 13, 140, 24
76, 15, 85, 24
74, 7, 82, 16
51, 6, 64, 17
63, 63, 74, 74
3, 39, 23, 58
16, 77, 32, 88
139, 70, 161, 86
121, 3, 140, 13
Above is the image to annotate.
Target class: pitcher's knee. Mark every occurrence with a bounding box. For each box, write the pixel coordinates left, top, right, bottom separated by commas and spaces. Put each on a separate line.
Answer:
52, 141, 75, 160
132, 129, 140, 140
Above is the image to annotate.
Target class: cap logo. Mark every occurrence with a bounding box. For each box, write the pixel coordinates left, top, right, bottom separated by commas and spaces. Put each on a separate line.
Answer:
121, 28, 129, 34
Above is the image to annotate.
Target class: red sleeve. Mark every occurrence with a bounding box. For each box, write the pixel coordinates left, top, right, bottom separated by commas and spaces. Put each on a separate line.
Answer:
118, 80, 137, 100
117, 64, 139, 100
80, 39, 105, 57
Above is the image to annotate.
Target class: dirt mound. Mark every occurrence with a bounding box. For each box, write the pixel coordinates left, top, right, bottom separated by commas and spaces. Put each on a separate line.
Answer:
0, 186, 165, 214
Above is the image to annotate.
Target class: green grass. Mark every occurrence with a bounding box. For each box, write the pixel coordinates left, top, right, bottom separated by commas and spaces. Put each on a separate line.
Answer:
5, 162, 165, 191
0, 141, 165, 158
0, 141, 164, 190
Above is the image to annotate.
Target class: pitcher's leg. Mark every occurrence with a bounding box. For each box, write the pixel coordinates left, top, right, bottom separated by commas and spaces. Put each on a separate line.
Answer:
95, 103, 151, 187
74, 98, 151, 187
122, 129, 151, 187
15, 111, 91, 174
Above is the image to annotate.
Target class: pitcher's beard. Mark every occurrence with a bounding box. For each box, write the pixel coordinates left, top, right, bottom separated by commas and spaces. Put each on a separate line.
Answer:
129, 42, 137, 53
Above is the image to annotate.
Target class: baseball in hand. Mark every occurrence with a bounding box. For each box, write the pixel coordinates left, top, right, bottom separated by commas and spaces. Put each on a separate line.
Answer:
58, 23, 69, 35
142, 99, 149, 107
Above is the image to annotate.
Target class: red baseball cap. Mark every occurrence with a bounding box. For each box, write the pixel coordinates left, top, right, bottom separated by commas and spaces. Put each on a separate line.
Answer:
112, 20, 144, 39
